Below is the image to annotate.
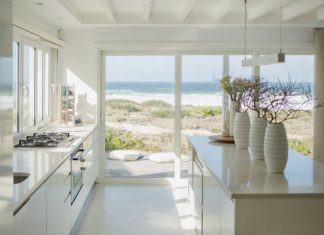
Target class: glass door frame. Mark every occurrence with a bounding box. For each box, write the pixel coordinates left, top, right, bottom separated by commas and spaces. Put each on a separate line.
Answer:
99, 51, 182, 182
98, 51, 260, 182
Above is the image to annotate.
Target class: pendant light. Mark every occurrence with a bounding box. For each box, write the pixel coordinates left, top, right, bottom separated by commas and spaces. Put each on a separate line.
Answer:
242, 0, 285, 67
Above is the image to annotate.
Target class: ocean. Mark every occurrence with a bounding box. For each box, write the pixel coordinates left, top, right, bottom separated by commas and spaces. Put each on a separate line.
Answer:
106, 82, 223, 106
105, 81, 313, 108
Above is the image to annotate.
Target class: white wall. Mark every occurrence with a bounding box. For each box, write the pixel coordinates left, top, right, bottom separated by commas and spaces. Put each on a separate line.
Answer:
60, 32, 98, 124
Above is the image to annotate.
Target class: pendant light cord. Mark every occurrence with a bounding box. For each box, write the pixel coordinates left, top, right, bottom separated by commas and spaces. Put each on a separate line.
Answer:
244, 0, 247, 59
279, 0, 282, 53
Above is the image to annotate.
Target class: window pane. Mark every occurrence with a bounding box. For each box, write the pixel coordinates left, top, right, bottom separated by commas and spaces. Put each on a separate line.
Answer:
229, 55, 252, 77
261, 55, 314, 82
44, 53, 50, 118
37, 50, 43, 122
13, 42, 18, 133
260, 55, 315, 156
105, 55, 175, 178
22, 46, 35, 129
181, 55, 223, 177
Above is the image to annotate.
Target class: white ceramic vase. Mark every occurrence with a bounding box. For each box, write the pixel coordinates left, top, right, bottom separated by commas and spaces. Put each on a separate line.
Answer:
249, 117, 267, 160
264, 123, 288, 173
229, 101, 238, 136
233, 112, 250, 149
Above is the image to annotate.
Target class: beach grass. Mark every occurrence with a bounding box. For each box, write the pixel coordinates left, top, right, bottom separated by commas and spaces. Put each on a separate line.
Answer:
151, 109, 174, 118
182, 106, 221, 117
288, 138, 313, 156
141, 100, 172, 108
105, 128, 160, 152
106, 99, 141, 112
106, 98, 313, 157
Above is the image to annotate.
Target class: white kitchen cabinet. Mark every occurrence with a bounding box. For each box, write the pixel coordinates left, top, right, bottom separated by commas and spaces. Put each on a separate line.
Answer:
192, 154, 203, 235
188, 142, 234, 235
188, 136, 324, 235
203, 167, 221, 235
220, 189, 235, 235
13, 185, 47, 235
47, 158, 71, 235
72, 129, 98, 227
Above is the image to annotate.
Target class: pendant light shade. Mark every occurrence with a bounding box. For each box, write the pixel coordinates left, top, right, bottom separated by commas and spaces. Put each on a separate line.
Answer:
242, 52, 285, 67
241, 0, 285, 67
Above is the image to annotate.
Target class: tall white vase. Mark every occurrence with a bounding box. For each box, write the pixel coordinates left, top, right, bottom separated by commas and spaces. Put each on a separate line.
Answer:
264, 123, 288, 173
229, 101, 238, 137
233, 112, 250, 149
249, 117, 267, 160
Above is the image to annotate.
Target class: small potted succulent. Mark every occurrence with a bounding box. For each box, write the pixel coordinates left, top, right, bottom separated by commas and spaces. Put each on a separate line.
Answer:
220, 76, 252, 140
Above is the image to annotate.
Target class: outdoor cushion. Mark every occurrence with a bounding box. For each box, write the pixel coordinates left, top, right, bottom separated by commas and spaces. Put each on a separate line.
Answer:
109, 150, 143, 161
148, 152, 175, 163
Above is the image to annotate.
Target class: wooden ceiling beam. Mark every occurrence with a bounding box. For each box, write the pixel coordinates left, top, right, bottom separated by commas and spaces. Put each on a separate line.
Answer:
178, 0, 200, 21
211, 0, 232, 22
248, 0, 293, 21
142, 0, 152, 21
57, 0, 82, 23
283, 0, 324, 20
100, 0, 115, 21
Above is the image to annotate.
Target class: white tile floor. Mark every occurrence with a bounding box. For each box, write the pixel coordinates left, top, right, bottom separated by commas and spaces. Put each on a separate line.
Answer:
71, 181, 195, 235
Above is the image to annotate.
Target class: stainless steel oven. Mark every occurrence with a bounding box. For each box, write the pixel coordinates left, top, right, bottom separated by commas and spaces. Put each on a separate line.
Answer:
71, 144, 85, 204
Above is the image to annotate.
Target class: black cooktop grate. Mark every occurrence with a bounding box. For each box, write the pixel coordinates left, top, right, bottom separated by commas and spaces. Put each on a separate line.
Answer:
15, 132, 72, 148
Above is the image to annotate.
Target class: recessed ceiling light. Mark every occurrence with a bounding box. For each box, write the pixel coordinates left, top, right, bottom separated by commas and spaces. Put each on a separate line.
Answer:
36, 2, 43, 6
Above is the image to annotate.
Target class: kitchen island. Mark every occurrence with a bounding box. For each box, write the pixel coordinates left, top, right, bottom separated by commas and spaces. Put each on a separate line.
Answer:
187, 135, 324, 235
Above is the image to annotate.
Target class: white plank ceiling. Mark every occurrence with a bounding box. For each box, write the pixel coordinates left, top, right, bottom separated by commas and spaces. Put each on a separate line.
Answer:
13, 0, 324, 30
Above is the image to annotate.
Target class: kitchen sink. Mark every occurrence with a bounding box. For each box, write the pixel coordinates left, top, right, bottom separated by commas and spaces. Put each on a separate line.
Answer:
13, 172, 30, 184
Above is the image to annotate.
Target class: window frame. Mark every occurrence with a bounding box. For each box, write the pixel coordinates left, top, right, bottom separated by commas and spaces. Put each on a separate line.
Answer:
13, 36, 55, 136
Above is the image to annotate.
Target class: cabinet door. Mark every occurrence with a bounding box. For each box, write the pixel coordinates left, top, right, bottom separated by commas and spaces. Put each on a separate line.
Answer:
220, 189, 235, 235
193, 155, 203, 235
82, 146, 98, 199
188, 145, 195, 216
13, 185, 46, 235
47, 158, 71, 235
203, 167, 221, 235
193, 155, 203, 205
188, 144, 194, 190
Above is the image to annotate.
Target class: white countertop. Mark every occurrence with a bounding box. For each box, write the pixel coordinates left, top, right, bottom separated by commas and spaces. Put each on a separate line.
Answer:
13, 125, 97, 212
188, 136, 324, 199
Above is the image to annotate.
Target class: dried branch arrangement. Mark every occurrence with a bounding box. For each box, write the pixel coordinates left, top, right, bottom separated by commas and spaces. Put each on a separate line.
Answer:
220, 75, 323, 122
262, 78, 318, 123
244, 76, 270, 118
219, 76, 252, 112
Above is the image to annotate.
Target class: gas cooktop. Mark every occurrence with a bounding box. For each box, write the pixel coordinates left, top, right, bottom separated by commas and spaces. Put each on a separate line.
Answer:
15, 132, 76, 148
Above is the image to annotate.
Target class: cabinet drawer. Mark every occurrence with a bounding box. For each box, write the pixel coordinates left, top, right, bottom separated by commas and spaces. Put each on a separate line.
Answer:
14, 186, 47, 235
193, 156, 203, 205
50, 158, 71, 197
83, 148, 95, 169
47, 186, 71, 235
194, 198, 203, 235
83, 130, 98, 151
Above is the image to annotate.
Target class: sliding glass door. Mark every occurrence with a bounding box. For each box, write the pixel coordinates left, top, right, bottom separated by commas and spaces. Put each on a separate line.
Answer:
180, 55, 223, 176
105, 55, 175, 178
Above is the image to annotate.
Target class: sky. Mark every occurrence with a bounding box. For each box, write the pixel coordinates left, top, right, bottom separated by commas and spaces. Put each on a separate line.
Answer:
105, 55, 314, 83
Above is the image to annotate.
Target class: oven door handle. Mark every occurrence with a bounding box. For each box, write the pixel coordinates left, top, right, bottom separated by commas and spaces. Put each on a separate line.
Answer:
72, 149, 84, 160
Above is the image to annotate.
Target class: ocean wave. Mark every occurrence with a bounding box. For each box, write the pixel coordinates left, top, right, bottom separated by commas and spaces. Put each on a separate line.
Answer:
106, 93, 223, 106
